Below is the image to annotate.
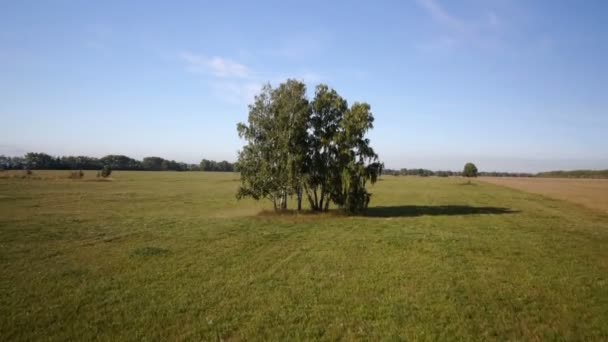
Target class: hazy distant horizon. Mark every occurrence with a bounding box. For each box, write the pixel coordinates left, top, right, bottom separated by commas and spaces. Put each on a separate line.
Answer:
2, 143, 606, 174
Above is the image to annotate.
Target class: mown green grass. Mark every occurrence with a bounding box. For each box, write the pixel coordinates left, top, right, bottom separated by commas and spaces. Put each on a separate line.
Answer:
1, 171, 607, 340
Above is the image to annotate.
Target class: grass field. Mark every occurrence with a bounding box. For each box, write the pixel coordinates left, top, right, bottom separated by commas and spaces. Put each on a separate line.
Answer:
480, 177, 608, 213
1, 171, 608, 340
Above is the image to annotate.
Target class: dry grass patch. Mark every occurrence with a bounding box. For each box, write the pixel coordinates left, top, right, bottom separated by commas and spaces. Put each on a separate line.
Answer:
479, 177, 608, 213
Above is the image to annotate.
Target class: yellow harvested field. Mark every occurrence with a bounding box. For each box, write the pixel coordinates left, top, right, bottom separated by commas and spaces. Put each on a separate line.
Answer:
479, 177, 608, 213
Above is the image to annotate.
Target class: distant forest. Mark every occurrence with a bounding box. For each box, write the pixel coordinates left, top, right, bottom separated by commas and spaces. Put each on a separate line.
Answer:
1, 153, 606, 178
535, 170, 608, 179
0, 153, 235, 172
382, 168, 608, 179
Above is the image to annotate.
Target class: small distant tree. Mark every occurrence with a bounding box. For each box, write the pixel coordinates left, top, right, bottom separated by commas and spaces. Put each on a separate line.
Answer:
463, 162, 478, 177
100, 165, 112, 178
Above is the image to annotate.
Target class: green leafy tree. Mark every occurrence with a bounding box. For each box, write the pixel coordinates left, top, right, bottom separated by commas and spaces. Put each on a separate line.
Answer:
24, 152, 56, 169
100, 165, 112, 178
100, 155, 141, 170
305, 85, 348, 211
237, 80, 381, 214
272, 79, 310, 210
333, 102, 382, 213
142, 157, 164, 171
463, 162, 478, 177
237, 80, 310, 210
236, 84, 283, 209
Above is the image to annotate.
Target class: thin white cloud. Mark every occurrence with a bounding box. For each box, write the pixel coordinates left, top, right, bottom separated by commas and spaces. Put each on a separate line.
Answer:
180, 52, 251, 78
415, 0, 506, 51
416, 0, 467, 33
179, 51, 323, 105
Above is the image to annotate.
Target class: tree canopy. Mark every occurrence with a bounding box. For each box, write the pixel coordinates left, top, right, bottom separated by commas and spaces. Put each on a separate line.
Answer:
236, 80, 382, 214
463, 162, 479, 177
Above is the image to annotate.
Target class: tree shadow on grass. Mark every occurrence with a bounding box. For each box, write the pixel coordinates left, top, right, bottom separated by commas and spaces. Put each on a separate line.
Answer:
365, 205, 519, 218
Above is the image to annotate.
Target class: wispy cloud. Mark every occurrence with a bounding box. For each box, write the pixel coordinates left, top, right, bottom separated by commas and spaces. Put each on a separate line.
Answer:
415, 0, 506, 51
180, 52, 251, 78
179, 51, 323, 104
416, 0, 467, 33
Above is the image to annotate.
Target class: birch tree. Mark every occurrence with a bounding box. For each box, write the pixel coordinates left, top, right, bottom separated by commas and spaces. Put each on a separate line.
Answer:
237, 80, 381, 214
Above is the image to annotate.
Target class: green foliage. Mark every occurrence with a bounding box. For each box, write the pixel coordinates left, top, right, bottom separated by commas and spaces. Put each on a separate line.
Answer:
25, 152, 57, 169
237, 81, 311, 210
305, 84, 348, 211
200, 159, 235, 172
0, 155, 25, 170
537, 169, 608, 179
142, 157, 164, 171
100, 165, 112, 178
99, 155, 141, 170
237, 80, 381, 213
463, 162, 478, 178
1, 153, 200, 171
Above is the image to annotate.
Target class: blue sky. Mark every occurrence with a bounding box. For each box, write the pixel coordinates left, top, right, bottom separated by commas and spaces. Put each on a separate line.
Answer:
1, 0, 606, 172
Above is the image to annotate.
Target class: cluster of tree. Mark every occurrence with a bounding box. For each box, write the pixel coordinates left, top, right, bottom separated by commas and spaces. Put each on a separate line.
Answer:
236, 80, 382, 214
383, 168, 458, 177
537, 169, 608, 179
140, 156, 193, 171
384, 165, 535, 178
478, 171, 534, 177
200, 159, 235, 172
0, 153, 236, 172
462, 162, 478, 177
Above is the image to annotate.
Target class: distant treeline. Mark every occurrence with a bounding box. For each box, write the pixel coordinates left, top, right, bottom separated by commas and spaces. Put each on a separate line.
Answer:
382, 168, 608, 178
0, 153, 236, 172
1, 153, 605, 178
383, 168, 461, 177
536, 170, 608, 179
199, 159, 235, 172
383, 168, 532, 177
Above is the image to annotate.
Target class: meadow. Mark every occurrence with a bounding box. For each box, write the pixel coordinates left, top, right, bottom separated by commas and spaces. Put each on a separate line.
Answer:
1, 171, 607, 340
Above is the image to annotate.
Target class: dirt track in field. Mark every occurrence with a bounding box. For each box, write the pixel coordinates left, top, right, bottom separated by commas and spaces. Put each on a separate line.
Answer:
479, 177, 608, 213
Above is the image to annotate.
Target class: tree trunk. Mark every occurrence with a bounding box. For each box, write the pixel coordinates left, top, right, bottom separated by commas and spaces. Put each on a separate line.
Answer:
297, 187, 302, 211
280, 190, 287, 210
319, 192, 324, 212
305, 186, 316, 211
